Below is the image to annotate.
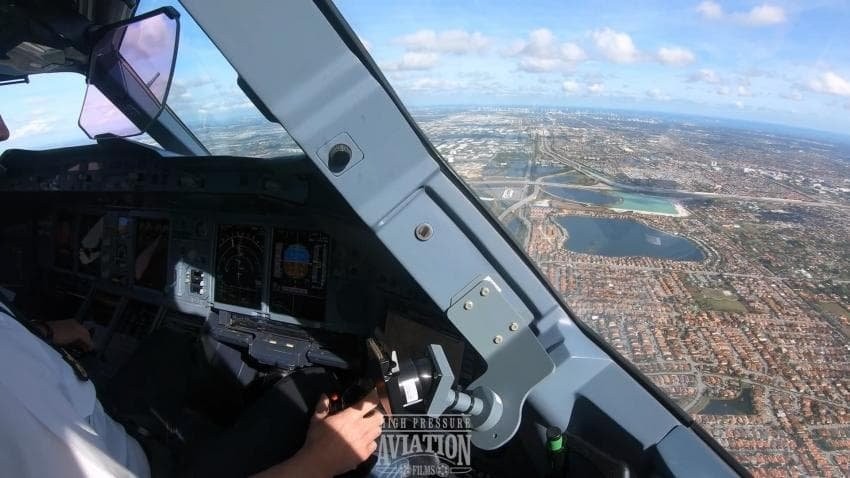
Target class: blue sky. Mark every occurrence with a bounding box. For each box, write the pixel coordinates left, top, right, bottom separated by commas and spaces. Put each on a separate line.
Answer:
2, 0, 849, 150
336, 0, 850, 134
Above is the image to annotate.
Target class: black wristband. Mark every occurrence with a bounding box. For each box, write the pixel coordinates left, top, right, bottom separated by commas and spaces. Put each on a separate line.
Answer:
30, 320, 54, 343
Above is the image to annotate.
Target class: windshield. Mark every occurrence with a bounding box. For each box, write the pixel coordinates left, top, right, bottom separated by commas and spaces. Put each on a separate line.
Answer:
338, 1, 850, 476
144, 0, 303, 158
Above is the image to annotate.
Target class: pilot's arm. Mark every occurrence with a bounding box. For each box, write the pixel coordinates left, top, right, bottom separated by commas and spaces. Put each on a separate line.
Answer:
255, 391, 384, 478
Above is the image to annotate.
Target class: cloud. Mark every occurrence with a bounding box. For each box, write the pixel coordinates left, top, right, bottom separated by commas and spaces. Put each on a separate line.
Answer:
588, 82, 606, 94
384, 52, 440, 71
591, 28, 639, 63
507, 28, 586, 73
562, 80, 580, 93
396, 29, 490, 55
734, 100, 744, 109
656, 47, 695, 66
716, 86, 731, 95
696, 0, 723, 19
737, 85, 752, 97
735, 4, 786, 26
8, 114, 61, 141
646, 88, 671, 100
697, 2, 787, 26
807, 71, 850, 97
688, 68, 722, 84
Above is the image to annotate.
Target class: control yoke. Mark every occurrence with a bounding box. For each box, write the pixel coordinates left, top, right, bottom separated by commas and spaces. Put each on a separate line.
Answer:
367, 339, 503, 433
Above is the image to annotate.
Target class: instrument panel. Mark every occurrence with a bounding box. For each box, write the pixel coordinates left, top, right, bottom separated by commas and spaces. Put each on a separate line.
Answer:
214, 224, 266, 310
39, 207, 389, 336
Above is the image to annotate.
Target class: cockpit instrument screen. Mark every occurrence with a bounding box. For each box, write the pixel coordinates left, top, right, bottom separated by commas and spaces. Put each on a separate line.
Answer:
134, 218, 170, 291
78, 214, 104, 276
214, 224, 266, 309
269, 229, 329, 321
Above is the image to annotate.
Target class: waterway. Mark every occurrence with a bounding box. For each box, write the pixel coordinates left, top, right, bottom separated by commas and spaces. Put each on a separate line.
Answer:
556, 216, 704, 261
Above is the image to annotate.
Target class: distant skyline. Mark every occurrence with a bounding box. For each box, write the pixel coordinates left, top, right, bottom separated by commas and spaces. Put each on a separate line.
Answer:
2, 0, 850, 150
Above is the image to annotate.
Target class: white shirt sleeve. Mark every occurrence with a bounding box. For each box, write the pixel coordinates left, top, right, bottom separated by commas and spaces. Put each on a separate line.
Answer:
0, 311, 150, 478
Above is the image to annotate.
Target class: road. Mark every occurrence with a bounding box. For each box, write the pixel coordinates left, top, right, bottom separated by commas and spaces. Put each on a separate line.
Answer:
470, 178, 850, 210
486, 139, 850, 210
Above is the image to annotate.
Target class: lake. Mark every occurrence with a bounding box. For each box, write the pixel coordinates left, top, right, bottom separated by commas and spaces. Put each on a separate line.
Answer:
699, 387, 755, 415
543, 186, 620, 206
543, 186, 681, 215
556, 216, 704, 261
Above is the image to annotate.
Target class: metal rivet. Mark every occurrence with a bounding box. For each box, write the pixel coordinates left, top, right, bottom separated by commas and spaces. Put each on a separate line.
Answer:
463, 300, 474, 311
480, 287, 490, 297
414, 223, 434, 241
493, 335, 503, 344
509, 322, 519, 331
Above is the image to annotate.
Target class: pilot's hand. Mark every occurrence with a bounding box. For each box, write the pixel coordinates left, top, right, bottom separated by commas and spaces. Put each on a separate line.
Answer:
252, 390, 384, 478
300, 389, 384, 476
48, 319, 94, 351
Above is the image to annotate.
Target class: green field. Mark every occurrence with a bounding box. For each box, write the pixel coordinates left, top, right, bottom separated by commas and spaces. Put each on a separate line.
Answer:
694, 288, 748, 313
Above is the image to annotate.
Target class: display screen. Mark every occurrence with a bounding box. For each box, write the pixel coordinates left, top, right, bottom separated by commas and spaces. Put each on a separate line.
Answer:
134, 218, 170, 291
269, 229, 329, 320
78, 214, 104, 276
214, 224, 266, 309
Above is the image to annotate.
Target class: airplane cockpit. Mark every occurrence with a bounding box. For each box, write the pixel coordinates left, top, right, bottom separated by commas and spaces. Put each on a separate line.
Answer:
0, 1, 747, 476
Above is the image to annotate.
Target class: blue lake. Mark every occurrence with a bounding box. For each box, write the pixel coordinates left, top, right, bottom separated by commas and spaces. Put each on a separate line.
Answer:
556, 216, 704, 261
543, 187, 619, 206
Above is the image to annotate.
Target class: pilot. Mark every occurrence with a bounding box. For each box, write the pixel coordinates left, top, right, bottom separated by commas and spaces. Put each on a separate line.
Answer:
0, 295, 383, 477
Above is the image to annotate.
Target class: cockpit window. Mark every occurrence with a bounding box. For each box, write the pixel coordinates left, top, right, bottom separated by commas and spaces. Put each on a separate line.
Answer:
142, 0, 303, 158
338, 1, 850, 475
0, 73, 92, 153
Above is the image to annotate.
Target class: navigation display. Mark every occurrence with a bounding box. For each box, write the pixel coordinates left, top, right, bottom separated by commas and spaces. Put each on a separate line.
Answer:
77, 214, 104, 276
134, 218, 170, 291
269, 229, 329, 320
214, 224, 266, 309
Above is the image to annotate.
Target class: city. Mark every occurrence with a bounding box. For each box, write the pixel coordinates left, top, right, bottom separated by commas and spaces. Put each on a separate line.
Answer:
413, 106, 850, 476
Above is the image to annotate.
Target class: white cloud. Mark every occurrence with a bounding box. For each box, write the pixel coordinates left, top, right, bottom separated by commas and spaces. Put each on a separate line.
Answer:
697, 2, 787, 26
716, 86, 731, 95
384, 52, 440, 71
562, 80, 580, 93
737, 85, 752, 97
592, 28, 639, 63
396, 29, 490, 55
646, 88, 671, 100
507, 28, 586, 73
8, 115, 61, 141
734, 100, 744, 109
696, 0, 723, 19
588, 82, 606, 94
405, 77, 463, 92
735, 4, 786, 26
657, 47, 696, 66
807, 71, 850, 97
688, 68, 722, 84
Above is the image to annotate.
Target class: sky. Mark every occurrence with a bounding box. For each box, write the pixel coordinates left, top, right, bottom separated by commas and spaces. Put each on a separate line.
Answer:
335, 0, 850, 135
2, 0, 850, 151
